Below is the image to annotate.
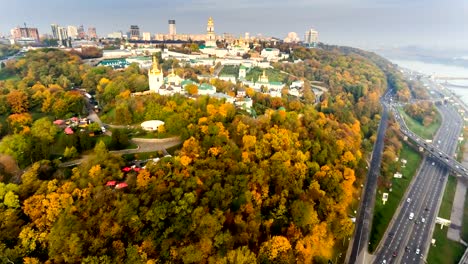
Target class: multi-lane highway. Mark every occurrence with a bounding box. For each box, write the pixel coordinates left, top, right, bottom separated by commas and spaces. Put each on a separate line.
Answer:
393, 106, 468, 178
374, 103, 463, 264
347, 89, 393, 264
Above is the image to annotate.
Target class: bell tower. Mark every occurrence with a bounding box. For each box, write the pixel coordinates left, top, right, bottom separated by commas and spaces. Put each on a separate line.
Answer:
148, 55, 164, 93
205, 17, 216, 47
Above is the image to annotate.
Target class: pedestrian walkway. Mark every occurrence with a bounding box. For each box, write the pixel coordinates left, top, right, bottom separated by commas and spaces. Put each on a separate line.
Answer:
447, 140, 468, 243
447, 178, 466, 242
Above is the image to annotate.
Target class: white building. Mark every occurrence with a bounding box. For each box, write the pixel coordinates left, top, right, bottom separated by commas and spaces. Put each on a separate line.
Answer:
291, 80, 304, 89
261, 48, 280, 61
304, 28, 319, 45
67, 26, 78, 39
198, 83, 217, 95
239, 65, 247, 79
142, 32, 151, 41
141, 120, 165, 131
219, 75, 237, 83
107, 31, 123, 39
148, 56, 164, 93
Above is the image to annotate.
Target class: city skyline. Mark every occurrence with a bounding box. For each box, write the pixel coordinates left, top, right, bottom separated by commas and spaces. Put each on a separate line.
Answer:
1, 0, 467, 50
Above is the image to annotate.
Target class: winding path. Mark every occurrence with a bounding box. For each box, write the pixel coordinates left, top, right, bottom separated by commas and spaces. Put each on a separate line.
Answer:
58, 137, 182, 167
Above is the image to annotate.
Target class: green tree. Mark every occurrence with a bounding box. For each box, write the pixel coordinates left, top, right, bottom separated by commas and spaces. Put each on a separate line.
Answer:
31, 117, 58, 143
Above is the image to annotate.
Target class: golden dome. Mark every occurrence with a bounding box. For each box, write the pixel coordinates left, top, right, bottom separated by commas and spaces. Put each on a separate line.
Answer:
208, 17, 214, 25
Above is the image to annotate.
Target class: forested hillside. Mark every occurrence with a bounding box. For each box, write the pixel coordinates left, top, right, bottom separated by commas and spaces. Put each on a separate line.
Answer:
0, 46, 391, 263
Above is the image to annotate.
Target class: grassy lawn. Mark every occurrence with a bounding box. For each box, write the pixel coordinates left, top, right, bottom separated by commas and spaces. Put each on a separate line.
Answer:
219, 65, 239, 76
245, 67, 288, 83
463, 190, 468, 242
427, 228, 465, 264
398, 107, 441, 140
426, 175, 467, 263
100, 108, 116, 123
0, 70, 20, 81
438, 176, 457, 219
369, 143, 422, 252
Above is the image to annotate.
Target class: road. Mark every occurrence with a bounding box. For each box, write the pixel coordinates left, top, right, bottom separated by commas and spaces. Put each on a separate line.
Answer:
58, 137, 182, 167
373, 84, 463, 263
346, 89, 391, 264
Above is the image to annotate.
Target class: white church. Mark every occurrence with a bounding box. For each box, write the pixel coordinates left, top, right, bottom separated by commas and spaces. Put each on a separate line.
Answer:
148, 56, 184, 96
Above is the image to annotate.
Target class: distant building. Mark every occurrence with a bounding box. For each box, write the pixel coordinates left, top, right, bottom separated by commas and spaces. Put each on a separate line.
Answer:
205, 17, 216, 47
304, 28, 319, 45
58, 27, 68, 46
51, 24, 59, 39
168, 20, 176, 39
261, 48, 280, 60
284, 32, 300, 43
130, 25, 140, 40
10, 26, 40, 42
77, 25, 86, 39
67, 25, 78, 39
88, 27, 97, 39
142, 32, 151, 41
107, 31, 123, 39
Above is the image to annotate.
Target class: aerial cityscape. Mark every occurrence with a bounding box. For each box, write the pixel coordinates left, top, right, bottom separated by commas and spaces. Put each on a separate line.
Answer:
0, 1, 468, 263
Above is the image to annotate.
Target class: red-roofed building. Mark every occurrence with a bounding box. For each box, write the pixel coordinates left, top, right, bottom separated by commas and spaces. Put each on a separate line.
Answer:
64, 127, 74, 135
53, 120, 65, 125
115, 182, 128, 189
122, 167, 132, 172
106, 181, 117, 186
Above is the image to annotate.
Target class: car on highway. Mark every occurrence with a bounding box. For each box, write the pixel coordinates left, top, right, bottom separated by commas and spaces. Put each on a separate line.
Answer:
409, 212, 414, 220
407, 198, 411, 203
416, 248, 420, 255
393, 251, 397, 257
432, 162, 435, 166
421, 217, 425, 223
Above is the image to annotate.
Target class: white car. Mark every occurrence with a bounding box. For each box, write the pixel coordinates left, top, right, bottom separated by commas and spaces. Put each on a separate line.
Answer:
421, 217, 425, 223
416, 248, 420, 255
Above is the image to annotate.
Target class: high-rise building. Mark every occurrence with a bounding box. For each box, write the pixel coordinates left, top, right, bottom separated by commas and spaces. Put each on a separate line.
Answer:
57, 26, 68, 46
130, 25, 140, 40
168, 20, 176, 38
304, 28, 319, 44
67, 25, 78, 39
142, 32, 151, 41
205, 17, 216, 47
88, 27, 97, 39
10, 26, 40, 42
51, 24, 59, 39
58, 27, 68, 40
78, 25, 86, 39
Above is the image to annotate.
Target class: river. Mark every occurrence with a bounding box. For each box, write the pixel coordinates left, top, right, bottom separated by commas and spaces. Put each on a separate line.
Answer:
390, 59, 468, 104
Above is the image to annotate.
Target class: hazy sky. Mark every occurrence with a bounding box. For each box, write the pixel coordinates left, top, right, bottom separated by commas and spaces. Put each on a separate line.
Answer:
1, 0, 467, 50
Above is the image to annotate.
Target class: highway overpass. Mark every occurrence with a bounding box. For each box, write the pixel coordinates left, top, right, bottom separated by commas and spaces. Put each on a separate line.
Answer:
390, 105, 468, 180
